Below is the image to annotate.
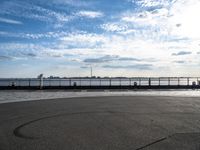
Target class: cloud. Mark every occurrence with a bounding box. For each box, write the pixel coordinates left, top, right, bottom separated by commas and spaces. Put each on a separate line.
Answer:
100, 8, 170, 40
0, 1, 103, 28
176, 23, 181, 27
25, 53, 37, 57
60, 32, 107, 48
172, 51, 192, 56
0, 42, 80, 61
34, 5, 72, 22
0, 17, 22, 25
134, 0, 170, 8
80, 66, 90, 69
44, 51, 63, 58
83, 55, 118, 63
83, 55, 141, 63
0, 31, 70, 40
173, 60, 185, 64
0, 1, 72, 27
103, 64, 153, 70
0, 43, 56, 59
51, 0, 93, 7
168, 0, 200, 39
1, 0, 200, 77
118, 57, 141, 61
101, 0, 200, 46
76, 10, 103, 18
56, 31, 179, 65
0, 55, 13, 61
101, 23, 128, 32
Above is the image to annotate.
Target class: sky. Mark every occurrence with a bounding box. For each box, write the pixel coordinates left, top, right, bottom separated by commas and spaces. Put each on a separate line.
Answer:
0, 0, 200, 78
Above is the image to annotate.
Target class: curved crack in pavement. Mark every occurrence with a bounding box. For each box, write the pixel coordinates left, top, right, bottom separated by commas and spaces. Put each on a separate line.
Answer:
14, 110, 200, 150
13, 111, 125, 139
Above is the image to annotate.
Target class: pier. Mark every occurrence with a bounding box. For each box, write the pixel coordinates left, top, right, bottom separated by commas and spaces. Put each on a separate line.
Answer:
0, 77, 200, 90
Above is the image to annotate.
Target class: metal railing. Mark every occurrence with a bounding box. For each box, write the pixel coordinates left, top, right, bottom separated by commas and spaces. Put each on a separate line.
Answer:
0, 77, 200, 89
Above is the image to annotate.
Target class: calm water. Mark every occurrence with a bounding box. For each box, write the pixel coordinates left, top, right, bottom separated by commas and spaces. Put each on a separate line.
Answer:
0, 89, 200, 104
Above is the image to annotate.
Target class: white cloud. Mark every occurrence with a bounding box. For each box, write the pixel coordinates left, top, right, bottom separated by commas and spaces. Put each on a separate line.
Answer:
121, 8, 169, 25
58, 32, 170, 66
55, 27, 200, 74
0, 1, 72, 28
60, 32, 108, 48
1, 0, 200, 77
76, 10, 103, 18
0, 31, 70, 39
33, 5, 72, 22
168, 0, 200, 39
0, 31, 9, 35
100, 23, 128, 32
124, 0, 200, 41
100, 0, 200, 59
1, 29, 199, 76
0, 43, 68, 59
135, 0, 170, 7
0, 17, 22, 25
51, 0, 92, 7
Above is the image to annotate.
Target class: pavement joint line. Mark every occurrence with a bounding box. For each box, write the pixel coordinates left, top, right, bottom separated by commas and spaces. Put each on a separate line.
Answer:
135, 137, 167, 150
135, 132, 200, 150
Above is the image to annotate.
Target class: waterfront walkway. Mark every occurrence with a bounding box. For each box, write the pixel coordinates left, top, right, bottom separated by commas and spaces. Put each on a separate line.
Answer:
0, 96, 200, 150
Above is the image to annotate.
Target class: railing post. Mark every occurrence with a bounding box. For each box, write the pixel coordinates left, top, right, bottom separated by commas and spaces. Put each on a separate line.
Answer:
159, 78, 160, 86
139, 78, 141, 86
109, 78, 111, 87
187, 78, 189, 86
69, 78, 71, 87
18, 79, 21, 87
178, 78, 180, 86
149, 78, 151, 86
29, 78, 31, 87
168, 77, 170, 86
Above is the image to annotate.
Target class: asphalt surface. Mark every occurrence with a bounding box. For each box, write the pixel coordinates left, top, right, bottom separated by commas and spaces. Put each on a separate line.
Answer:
0, 96, 200, 150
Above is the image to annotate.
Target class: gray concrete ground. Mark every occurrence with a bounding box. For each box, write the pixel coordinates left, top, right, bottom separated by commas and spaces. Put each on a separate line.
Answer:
0, 96, 200, 150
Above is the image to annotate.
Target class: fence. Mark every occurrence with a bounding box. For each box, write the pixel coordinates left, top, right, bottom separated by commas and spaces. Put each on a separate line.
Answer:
0, 77, 200, 89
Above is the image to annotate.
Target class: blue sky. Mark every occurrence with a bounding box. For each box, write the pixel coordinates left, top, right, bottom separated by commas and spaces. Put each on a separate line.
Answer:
0, 0, 200, 77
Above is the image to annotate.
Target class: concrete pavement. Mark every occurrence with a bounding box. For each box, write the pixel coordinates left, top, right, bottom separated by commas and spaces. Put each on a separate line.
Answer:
0, 96, 200, 150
